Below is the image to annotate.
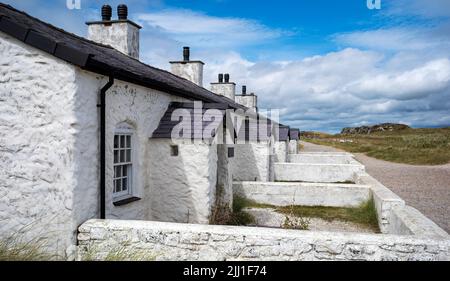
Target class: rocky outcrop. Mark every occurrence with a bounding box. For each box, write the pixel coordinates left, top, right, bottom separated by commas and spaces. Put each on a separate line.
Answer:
341, 123, 410, 135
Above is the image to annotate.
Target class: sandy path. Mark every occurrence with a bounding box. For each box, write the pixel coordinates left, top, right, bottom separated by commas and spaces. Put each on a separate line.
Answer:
300, 141, 450, 233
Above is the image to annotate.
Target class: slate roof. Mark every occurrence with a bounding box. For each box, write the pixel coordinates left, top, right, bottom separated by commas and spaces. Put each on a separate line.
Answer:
277, 126, 290, 141
0, 3, 245, 109
289, 128, 300, 140
151, 102, 227, 140
235, 116, 273, 142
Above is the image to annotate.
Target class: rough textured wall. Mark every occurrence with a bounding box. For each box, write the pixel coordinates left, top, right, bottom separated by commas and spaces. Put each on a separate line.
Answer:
0, 32, 80, 257
170, 62, 204, 87
87, 22, 140, 59
78, 219, 450, 261
235, 95, 257, 111
210, 83, 235, 100
148, 140, 218, 224
216, 144, 233, 209
273, 141, 288, 163
232, 142, 270, 182
288, 140, 298, 154
0, 31, 187, 258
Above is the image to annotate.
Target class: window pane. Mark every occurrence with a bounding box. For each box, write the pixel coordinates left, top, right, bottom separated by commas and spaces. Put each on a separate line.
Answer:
122, 178, 127, 191
114, 135, 119, 148
126, 135, 131, 148
114, 150, 118, 164
126, 149, 131, 162
114, 179, 119, 193
120, 149, 125, 163
116, 166, 122, 178
120, 135, 125, 148
117, 178, 122, 192
123, 165, 127, 177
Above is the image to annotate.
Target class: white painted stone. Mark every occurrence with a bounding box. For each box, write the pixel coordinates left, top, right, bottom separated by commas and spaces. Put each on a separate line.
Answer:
274, 163, 365, 183
87, 21, 140, 59
273, 141, 288, 163
210, 83, 236, 101
147, 140, 218, 224
233, 181, 371, 207
389, 206, 449, 239
170, 61, 204, 87
235, 95, 257, 111
77, 219, 450, 261
356, 173, 405, 233
232, 142, 271, 182
288, 140, 298, 154
289, 153, 354, 164
0, 31, 188, 257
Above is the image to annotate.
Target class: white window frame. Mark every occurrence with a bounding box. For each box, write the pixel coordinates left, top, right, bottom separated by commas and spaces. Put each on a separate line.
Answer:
113, 126, 134, 199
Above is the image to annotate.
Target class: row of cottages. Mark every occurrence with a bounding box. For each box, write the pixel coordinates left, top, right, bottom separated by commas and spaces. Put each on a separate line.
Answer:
0, 3, 299, 258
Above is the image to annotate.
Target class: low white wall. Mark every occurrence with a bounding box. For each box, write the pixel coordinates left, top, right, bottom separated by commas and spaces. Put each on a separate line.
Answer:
356, 173, 405, 233
148, 140, 218, 224
232, 142, 270, 182
274, 163, 365, 183
77, 219, 450, 261
289, 154, 354, 164
233, 182, 371, 207
389, 206, 449, 239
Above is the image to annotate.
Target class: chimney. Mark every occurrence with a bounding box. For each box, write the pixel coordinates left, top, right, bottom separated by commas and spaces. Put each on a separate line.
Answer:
235, 85, 258, 111
170, 47, 205, 87
210, 73, 236, 100
86, 4, 141, 59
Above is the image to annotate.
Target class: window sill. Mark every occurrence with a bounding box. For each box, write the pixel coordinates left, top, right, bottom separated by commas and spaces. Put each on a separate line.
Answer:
113, 196, 141, 206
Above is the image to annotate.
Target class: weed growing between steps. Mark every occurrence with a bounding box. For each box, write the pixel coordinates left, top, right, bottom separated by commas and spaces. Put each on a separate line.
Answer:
234, 196, 380, 232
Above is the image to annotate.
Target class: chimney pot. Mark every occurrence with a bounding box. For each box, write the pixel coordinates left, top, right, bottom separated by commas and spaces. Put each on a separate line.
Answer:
218, 74, 224, 83
224, 74, 230, 83
117, 4, 128, 20
183, 47, 190, 61
242, 85, 247, 96
101, 5, 112, 21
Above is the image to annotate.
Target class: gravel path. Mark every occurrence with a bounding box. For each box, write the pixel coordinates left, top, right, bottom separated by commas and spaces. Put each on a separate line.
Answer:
300, 141, 450, 233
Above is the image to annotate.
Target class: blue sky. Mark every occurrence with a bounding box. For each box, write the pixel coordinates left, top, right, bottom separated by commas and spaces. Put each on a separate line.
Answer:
3, 0, 450, 132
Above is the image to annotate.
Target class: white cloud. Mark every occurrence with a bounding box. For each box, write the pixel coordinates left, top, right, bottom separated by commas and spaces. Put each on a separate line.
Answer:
136, 9, 293, 48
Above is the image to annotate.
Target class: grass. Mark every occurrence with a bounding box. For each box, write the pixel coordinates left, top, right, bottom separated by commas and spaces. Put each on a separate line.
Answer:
0, 236, 54, 261
303, 127, 450, 165
234, 196, 380, 232
80, 245, 157, 261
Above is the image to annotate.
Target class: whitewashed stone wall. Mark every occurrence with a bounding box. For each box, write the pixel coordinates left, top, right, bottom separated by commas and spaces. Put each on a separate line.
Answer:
232, 142, 271, 182
77, 219, 450, 261
288, 140, 298, 154
87, 22, 140, 59
0, 31, 188, 258
233, 182, 371, 208
170, 62, 204, 87
147, 140, 218, 224
273, 141, 288, 163
216, 144, 233, 209
274, 163, 365, 183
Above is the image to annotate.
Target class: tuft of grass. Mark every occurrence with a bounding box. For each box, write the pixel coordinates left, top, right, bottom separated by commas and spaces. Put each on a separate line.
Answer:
0, 236, 55, 261
303, 127, 450, 165
217, 196, 256, 226
80, 245, 157, 261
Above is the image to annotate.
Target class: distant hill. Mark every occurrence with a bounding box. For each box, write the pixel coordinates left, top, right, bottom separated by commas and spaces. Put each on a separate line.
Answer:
340, 123, 410, 135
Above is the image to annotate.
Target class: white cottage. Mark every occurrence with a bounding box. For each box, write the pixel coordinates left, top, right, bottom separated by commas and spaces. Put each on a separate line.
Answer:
0, 3, 246, 257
